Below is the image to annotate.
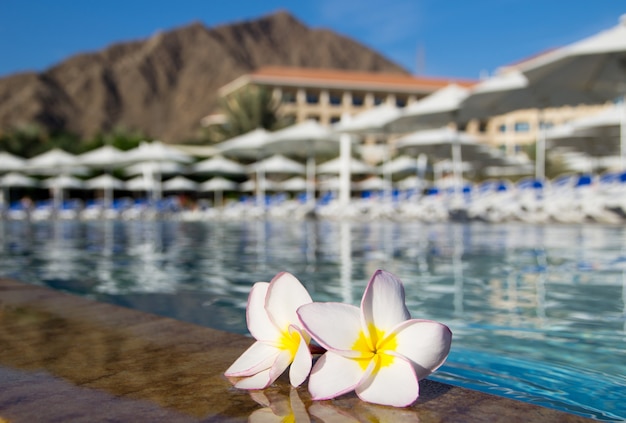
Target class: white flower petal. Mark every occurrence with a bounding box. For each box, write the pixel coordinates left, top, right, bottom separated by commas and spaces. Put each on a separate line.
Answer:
361, 270, 410, 336
224, 341, 280, 377
289, 327, 312, 387
356, 354, 419, 407
266, 272, 312, 331
234, 368, 274, 390
308, 352, 365, 400
297, 302, 364, 357
269, 349, 293, 385
391, 319, 452, 379
247, 282, 281, 342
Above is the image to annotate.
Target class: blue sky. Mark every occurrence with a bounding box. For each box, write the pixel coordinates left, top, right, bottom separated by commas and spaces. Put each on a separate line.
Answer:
0, 1, 624, 79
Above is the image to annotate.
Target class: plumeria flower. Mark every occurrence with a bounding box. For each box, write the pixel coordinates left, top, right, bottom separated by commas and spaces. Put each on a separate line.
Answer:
224, 272, 313, 389
297, 269, 452, 407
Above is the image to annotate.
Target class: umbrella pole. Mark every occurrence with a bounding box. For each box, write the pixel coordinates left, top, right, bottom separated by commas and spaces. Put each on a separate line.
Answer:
339, 133, 352, 208
535, 109, 546, 181
619, 94, 626, 172
451, 131, 463, 204
306, 155, 316, 207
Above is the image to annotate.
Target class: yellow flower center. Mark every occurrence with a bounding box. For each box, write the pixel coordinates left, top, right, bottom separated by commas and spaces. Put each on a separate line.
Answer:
277, 328, 302, 359
352, 323, 398, 370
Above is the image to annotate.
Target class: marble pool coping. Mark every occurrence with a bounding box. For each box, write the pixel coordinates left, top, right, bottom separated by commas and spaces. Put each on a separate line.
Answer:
0, 278, 594, 422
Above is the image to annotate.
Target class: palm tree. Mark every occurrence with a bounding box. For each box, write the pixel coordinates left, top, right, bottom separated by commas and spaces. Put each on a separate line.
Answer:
207, 86, 290, 143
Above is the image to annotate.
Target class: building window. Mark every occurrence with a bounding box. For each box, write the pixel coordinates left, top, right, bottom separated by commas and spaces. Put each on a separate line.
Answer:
478, 120, 488, 133
352, 94, 364, 106
306, 114, 320, 122
330, 116, 341, 124
514, 121, 530, 132
329, 93, 342, 106
396, 97, 407, 108
539, 121, 553, 130
498, 124, 507, 133
306, 91, 319, 104
373, 95, 385, 105
282, 91, 296, 104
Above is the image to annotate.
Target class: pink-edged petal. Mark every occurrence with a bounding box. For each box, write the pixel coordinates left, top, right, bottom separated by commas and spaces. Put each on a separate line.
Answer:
268, 349, 293, 384
289, 327, 312, 387
391, 319, 452, 379
234, 367, 274, 390
266, 272, 312, 331
356, 353, 419, 407
297, 302, 365, 358
224, 341, 280, 377
234, 348, 292, 390
361, 270, 410, 337
308, 351, 365, 400
247, 282, 282, 342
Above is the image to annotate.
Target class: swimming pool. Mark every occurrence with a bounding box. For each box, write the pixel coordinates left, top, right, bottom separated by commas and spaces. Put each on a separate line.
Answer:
0, 219, 624, 421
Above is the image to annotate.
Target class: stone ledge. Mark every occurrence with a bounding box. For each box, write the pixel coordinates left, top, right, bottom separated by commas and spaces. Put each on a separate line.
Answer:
0, 278, 593, 422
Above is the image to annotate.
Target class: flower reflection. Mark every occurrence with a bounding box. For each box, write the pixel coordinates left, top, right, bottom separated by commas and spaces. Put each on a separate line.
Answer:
249, 389, 310, 423
248, 388, 423, 423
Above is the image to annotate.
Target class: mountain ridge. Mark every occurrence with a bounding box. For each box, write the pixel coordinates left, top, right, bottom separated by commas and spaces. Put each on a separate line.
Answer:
0, 11, 408, 142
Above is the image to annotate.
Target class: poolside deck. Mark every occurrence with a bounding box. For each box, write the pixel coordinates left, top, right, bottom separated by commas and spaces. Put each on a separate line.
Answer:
0, 278, 593, 422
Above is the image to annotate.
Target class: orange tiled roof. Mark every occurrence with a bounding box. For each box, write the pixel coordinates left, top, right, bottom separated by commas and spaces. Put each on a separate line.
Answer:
247, 66, 476, 91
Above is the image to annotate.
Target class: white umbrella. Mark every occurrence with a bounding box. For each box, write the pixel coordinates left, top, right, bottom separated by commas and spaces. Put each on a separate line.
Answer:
332, 104, 402, 135
216, 128, 273, 206
25, 148, 88, 176
354, 176, 391, 192
78, 146, 131, 208
386, 85, 473, 197
316, 157, 376, 175
123, 141, 193, 202
332, 106, 405, 204
247, 154, 306, 175
0, 151, 26, 173
199, 176, 239, 208
508, 15, 626, 173
125, 175, 151, 192
458, 70, 533, 122
124, 140, 194, 164
190, 155, 247, 176
239, 178, 280, 192
161, 176, 199, 192
389, 84, 470, 132
84, 174, 126, 208
246, 154, 305, 208
42, 174, 85, 190
266, 120, 341, 206
378, 155, 419, 176
42, 174, 85, 209
279, 176, 308, 192
77, 145, 130, 168
395, 127, 515, 184
84, 174, 126, 190
216, 128, 273, 159
546, 106, 622, 160
0, 172, 39, 207
123, 161, 186, 177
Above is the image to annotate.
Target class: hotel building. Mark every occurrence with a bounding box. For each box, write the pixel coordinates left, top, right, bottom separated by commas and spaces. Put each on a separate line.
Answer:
207, 66, 613, 163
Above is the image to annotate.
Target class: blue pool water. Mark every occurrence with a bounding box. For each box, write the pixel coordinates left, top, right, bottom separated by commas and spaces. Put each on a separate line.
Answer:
0, 219, 625, 421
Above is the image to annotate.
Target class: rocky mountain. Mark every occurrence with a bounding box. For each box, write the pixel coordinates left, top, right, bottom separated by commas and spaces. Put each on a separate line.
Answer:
0, 11, 408, 142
